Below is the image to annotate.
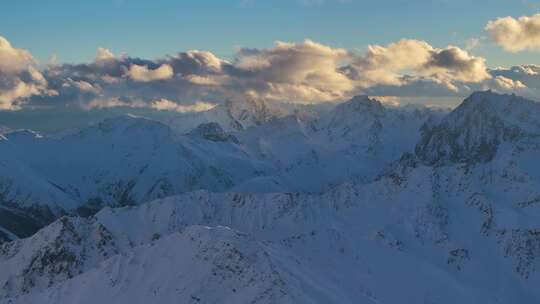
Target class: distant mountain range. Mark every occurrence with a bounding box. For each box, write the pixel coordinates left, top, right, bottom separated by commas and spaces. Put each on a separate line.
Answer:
1, 91, 540, 303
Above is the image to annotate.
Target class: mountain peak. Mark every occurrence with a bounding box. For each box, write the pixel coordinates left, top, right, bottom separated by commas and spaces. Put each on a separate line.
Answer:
223, 98, 284, 130
449, 91, 540, 133
459, 90, 532, 110
416, 91, 540, 165
345, 95, 384, 110
331, 95, 386, 122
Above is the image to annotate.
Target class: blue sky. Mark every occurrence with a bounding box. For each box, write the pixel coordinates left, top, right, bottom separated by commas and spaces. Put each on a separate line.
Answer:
1, 0, 539, 67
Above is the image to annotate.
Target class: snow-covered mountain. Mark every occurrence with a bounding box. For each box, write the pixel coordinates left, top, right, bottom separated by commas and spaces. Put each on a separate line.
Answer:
3, 146, 540, 303
417, 91, 540, 164
1, 91, 539, 303
0, 96, 443, 241
234, 95, 446, 191
0, 115, 269, 240
166, 98, 287, 133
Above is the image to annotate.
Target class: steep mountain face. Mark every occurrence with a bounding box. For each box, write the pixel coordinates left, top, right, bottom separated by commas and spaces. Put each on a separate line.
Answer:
407, 91, 540, 288
416, 91, 540, 165
0, 220, 303, 304
188, 122, 239, 143
0, 137, 76, 242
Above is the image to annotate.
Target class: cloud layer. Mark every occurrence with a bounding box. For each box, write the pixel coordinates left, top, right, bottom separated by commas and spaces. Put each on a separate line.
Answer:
0, 34, 537, 111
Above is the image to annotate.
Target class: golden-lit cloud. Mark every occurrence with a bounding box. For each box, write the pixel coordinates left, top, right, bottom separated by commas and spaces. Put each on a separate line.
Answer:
127, 64, 174, 82
231, 39, 354, 102
348, 39, 490, 91
486, 13, 540, 52
0, 36, 54, 110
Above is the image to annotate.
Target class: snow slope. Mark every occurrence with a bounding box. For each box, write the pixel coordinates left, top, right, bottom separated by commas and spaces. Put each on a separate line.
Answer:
3, 154, 540, 303
0, 115, 269, 240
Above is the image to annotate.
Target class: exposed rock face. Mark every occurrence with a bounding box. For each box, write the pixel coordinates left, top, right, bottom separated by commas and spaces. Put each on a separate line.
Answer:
224, 98, 282, 131
416, 91, 540, 165
189, 122, 239, 143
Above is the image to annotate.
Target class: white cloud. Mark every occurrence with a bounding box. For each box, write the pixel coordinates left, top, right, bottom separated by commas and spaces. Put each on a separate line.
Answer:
85, 97, 136, 109
0, 36, 52, 110
0, 36, 35, 73
84, 97, 216, 113
349, 39, 434, 86
348, 39, 490, 96
424, 46, 490, 83
486, 13, 540, 52
96, 47, 115, 62
63, 78, 102, 94
492, 75, 527, 90
232, 39, 354, 102
127, 64, 174, 82
487, 65, 540, 98
490, 65, 540, 89
151, 99, 216, 112
184, 75, 224, 86
370, 95, 401, 107
0, 81, 47, 110
182, 50, 223, 72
